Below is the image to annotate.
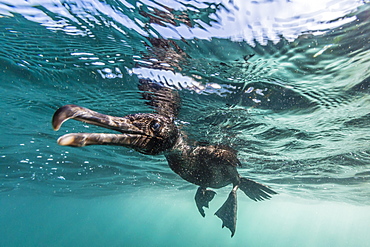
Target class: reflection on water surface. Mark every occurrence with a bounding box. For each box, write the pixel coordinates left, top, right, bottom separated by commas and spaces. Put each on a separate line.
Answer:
0, 0, 369, 206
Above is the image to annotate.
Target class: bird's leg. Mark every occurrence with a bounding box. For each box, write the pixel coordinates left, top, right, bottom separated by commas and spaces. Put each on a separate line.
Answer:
195, 187, 216, 217
215, 185, 238, 237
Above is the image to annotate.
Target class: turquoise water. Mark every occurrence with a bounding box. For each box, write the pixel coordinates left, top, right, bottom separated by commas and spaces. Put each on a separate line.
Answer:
1, 0, 370, 246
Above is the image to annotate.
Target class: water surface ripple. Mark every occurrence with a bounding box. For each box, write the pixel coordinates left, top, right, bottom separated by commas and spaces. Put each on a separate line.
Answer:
0, 0, 369, 205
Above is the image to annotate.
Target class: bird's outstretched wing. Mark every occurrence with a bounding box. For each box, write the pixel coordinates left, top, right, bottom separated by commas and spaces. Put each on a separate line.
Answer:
138, 79, 181, 119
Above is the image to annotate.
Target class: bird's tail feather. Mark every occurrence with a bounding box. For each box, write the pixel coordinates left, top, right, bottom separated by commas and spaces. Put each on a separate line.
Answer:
239, 177, 277, 201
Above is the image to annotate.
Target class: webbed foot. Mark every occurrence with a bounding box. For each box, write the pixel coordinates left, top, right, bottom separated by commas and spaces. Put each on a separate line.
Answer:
195, 187, 216, 217
215, 186, 237, 237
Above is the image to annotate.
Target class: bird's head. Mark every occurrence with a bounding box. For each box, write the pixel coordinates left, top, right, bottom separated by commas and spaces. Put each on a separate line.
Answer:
52, 104, 179, 155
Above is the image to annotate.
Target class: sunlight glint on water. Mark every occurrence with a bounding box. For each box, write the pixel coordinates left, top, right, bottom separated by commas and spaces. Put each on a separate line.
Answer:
0, 0, 370, 246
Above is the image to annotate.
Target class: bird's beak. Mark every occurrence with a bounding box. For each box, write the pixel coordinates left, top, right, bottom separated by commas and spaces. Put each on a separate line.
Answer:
52, 104, 154, 150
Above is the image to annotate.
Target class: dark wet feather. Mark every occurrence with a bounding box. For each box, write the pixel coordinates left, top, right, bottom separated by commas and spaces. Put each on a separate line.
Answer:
138, 79, 181, 119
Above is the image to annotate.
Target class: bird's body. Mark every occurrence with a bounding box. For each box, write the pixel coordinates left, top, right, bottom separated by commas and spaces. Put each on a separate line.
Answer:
52, 80, 277, 237
166, 140, 240, 189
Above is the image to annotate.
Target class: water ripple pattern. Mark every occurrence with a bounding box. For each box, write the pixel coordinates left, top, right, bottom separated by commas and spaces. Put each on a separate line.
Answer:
0, 0, 369, 205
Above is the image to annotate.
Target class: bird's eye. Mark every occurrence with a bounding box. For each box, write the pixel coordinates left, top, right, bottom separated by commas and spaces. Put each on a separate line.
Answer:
151, 122, 161, 132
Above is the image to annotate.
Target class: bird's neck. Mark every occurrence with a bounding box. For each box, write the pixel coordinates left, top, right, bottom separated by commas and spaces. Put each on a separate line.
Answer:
163, 131, 194, 174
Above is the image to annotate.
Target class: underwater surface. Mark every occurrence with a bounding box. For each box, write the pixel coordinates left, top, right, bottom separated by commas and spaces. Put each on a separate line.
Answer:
1, 0, 370, 246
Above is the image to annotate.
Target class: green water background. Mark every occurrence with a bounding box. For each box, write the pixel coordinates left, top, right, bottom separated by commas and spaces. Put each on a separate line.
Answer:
1, 0, 370, 246
2, 192, 370, 246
